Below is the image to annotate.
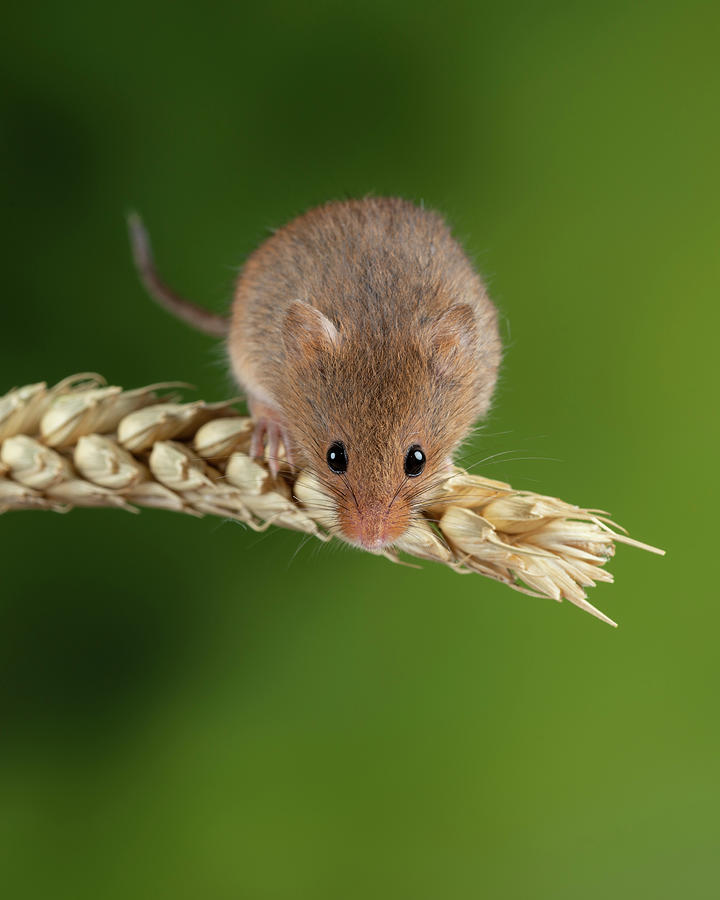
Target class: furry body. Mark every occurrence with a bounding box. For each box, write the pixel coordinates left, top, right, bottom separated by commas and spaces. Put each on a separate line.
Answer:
131, 197, 502, 550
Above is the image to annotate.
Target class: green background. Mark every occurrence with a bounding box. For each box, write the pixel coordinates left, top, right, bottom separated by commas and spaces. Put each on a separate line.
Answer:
2, 1, 718, 897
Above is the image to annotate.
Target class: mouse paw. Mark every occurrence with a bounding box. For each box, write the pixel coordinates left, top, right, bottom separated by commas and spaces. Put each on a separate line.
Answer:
249, 415, 293, 478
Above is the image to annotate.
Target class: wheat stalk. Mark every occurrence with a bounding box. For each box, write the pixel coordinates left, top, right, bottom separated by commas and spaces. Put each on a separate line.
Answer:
0, 374, 663, 626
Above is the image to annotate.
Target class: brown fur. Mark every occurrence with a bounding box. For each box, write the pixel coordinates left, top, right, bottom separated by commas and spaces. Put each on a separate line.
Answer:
129, 199, 501, 549
229, 197, 502, 550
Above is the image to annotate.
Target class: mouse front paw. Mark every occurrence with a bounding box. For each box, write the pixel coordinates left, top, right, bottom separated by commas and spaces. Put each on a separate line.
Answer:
247, 399, 293, 478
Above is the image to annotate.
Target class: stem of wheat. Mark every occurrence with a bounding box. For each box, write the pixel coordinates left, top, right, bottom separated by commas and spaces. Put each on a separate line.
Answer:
0, 375, 664, 626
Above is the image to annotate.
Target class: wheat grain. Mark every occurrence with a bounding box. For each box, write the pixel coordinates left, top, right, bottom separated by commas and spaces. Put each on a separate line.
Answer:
0, 375, 664, 625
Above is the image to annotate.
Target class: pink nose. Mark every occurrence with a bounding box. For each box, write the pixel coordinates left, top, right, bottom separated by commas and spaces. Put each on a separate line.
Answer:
355, 515, 390, 551
337, 495, 411, 551
340, 505, 408, 552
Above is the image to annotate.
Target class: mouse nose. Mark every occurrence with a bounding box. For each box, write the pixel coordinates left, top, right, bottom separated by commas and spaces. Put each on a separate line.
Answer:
349, 512, 385, 551
358, 519, 387, 552
341, 505, 408, 552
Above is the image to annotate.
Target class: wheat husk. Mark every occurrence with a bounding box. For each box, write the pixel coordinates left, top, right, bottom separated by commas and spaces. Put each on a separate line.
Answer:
0, 375, 664, 625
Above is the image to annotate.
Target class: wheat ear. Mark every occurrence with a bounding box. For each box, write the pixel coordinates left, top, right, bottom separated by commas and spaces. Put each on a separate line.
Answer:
0, 375, 663, 626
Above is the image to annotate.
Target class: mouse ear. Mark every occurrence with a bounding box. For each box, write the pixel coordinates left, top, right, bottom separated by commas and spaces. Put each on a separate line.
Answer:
283, 300, 340, 360
431, 304, 477, 359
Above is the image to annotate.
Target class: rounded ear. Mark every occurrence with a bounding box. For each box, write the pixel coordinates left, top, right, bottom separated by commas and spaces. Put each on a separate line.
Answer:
431, 304, 477, 358
283, 300, 341, 360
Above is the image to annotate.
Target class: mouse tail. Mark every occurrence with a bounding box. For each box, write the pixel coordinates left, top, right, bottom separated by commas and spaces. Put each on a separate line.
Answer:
127, 212, 229, 338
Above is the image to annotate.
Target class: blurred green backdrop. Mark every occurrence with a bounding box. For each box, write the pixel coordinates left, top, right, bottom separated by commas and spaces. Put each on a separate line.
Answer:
2, 1, 718, 898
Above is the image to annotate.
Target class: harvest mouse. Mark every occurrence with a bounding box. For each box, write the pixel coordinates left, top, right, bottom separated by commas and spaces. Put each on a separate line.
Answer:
128, 197, 501, 551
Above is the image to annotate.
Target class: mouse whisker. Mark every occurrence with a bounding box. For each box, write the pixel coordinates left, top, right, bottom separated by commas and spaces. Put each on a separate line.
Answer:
463, 448, 528, 469
340, 473, 360, 515
387, 475, 408, 512
259, 454, 302, 473
465, 455, 561, 471
287, 532, 316, 566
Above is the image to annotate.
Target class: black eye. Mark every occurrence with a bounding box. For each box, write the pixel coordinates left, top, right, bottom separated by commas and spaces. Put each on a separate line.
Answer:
404, 445, 426, 477
326, 441, 348, 474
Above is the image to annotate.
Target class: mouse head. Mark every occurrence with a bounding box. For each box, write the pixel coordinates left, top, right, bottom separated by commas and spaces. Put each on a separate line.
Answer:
280, 300, 483, 552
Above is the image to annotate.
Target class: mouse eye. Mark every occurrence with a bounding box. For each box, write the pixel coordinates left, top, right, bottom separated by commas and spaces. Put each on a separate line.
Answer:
404, 445, 426, 477
326, 441, 348, 474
